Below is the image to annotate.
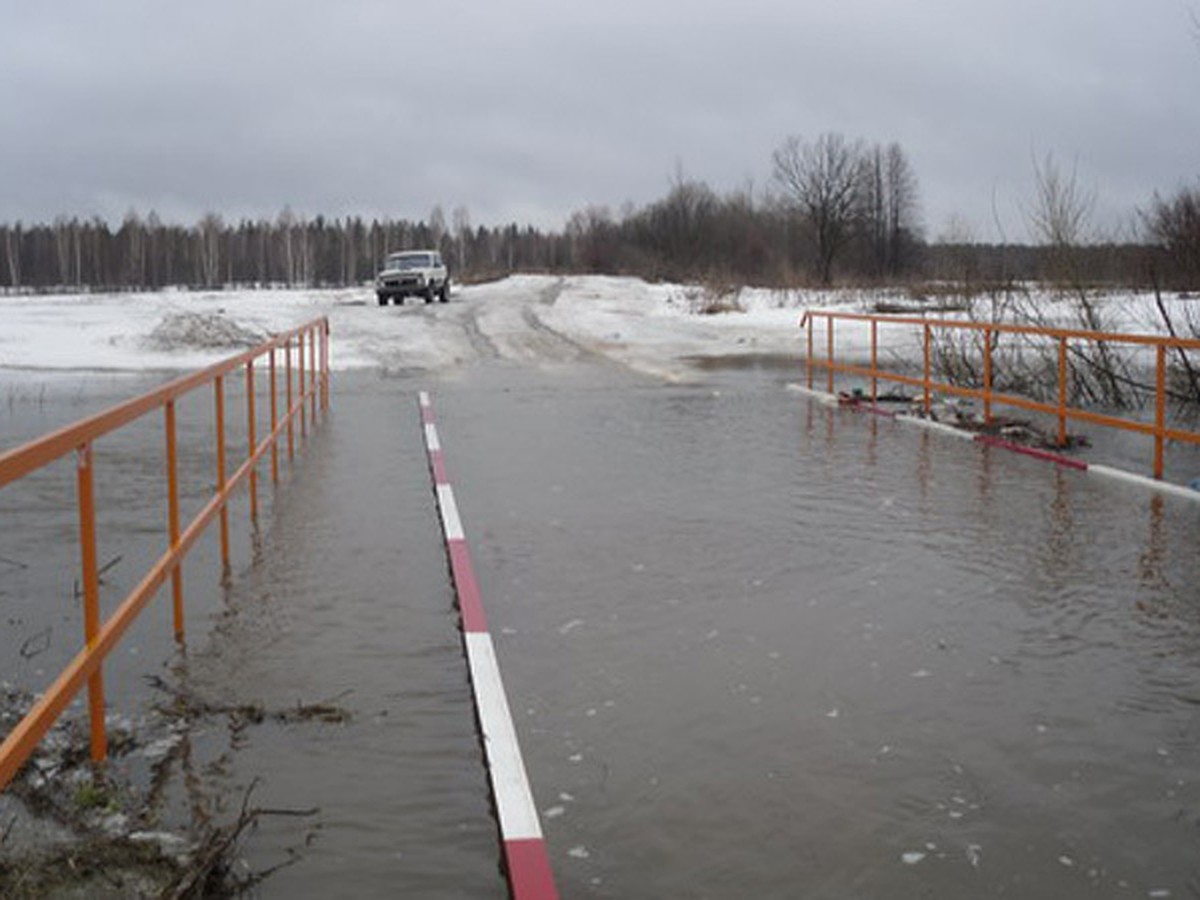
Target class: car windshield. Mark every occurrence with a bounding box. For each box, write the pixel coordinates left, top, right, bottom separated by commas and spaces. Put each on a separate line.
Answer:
386, 253, 432, 270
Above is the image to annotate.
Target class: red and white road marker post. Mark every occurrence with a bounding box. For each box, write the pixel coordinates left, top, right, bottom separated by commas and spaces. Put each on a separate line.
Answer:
419, 391, 559, 900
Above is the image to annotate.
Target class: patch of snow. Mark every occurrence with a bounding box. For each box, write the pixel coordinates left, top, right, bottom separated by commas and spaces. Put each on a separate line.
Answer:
143, 311, 264, 352
0, 278, 1187, 388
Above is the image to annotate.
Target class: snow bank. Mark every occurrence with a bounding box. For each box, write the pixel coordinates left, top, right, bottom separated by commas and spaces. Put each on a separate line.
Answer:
0, 277, 1191, 381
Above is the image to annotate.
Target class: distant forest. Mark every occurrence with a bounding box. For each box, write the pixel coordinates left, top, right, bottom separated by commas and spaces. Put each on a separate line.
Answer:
2, 134, 1197, 293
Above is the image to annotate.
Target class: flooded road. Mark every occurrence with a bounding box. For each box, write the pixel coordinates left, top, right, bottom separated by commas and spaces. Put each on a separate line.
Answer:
428, 363, 1200, 898
2, 331, 1200, 896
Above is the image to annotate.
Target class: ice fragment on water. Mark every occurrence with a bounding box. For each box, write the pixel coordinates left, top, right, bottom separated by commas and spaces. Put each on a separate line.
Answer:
1148, 890, 1171, 898
826, 708, 840, 718
901, 852, 926, 865
568, 845, 590, 859
543, 806, 565, 819
1058, 856, 1074, 867
966, 844, 982, 868
569, 753, 583, 763
559, 619, 584, 635
911, 669, 932, 678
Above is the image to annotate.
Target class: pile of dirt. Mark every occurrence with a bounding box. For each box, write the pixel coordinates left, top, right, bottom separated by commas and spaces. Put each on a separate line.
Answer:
143, 312, 265, 353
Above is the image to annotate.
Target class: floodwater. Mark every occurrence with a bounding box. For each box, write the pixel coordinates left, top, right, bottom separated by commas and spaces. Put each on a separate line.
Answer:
2, 355, 1200, 898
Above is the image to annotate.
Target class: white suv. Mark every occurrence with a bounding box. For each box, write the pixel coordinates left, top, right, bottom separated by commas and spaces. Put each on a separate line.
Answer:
376, 250, 450, 305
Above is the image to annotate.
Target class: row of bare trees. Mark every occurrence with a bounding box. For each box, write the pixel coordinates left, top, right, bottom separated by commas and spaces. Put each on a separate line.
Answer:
0, 209, 571, 291
1, 135, 1198, 293
0, 132, 922, 291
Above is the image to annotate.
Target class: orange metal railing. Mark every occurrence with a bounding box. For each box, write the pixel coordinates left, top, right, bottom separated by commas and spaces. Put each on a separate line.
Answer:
799, 310, 1200, 479
0, 317, 330, 792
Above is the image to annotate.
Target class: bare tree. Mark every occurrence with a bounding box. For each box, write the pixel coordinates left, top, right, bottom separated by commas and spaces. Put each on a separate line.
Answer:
885, 143, 921, 272
3, 222, 21, 289
53, 215, 74, 286
197, 213, 223, 287
452, 205, 471, 273
1022, 153, 1136, 407
428, 205, 446, 251
1144, 184, 1200, 288
772, 133, 864, 284
277, 206, 297, 284
1026, 152, 1095, 269
1141, 184, 1200, 403
119, 209, 144, 287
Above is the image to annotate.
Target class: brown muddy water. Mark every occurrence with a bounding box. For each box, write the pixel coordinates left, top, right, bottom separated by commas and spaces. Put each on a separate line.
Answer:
2, 362, 1200, 898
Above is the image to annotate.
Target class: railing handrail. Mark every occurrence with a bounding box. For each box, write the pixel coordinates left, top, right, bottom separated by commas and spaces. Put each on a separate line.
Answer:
0, 316, 330, 792
0, 321, 318, 488
798, 309, 1200, 480
799, 309, 1200, 351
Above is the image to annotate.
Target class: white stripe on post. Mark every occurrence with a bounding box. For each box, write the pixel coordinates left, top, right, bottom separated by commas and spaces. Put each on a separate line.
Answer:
436, 483, 465, 541
465, 631, 544, 842
424, 423, 441, 451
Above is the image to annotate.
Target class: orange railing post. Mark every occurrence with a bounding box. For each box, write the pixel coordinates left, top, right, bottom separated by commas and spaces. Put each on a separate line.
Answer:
923, 323, 932, 414
76, 443, 107, 764
246, 360, 258, 522
285, 337, 295, 463
299, 330, 308, 440
870, 320, 878, 405
806, 315, 814, 389
983, 327, 993, 423
321, 320, 331, 413
304, 324, 314, 422
214, 375, 230, 572
269, 347, 279, 484
1057, 337, 1069, 447
1155, 344, 1166, 479
165, 400, 184, 640
826, 317, 835, 395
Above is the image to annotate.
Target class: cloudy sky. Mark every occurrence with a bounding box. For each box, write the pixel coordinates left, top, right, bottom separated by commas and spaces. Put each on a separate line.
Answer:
2, 0, 1197, 241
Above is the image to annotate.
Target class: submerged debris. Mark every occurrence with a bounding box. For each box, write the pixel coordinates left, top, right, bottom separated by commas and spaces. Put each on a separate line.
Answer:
837, 388, 1091, 451
0, 676, 335, 897
144, 675, 353, 726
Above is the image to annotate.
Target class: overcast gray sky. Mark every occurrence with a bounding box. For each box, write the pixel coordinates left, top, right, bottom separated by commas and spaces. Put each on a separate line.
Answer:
2, 0, 1197, 241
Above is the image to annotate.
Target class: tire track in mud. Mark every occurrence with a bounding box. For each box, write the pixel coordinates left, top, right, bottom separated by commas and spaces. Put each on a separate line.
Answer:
518, 307, 598, 362
537, 277, 566, 306
418, 278, 616, 370
456, 306, 502, 362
